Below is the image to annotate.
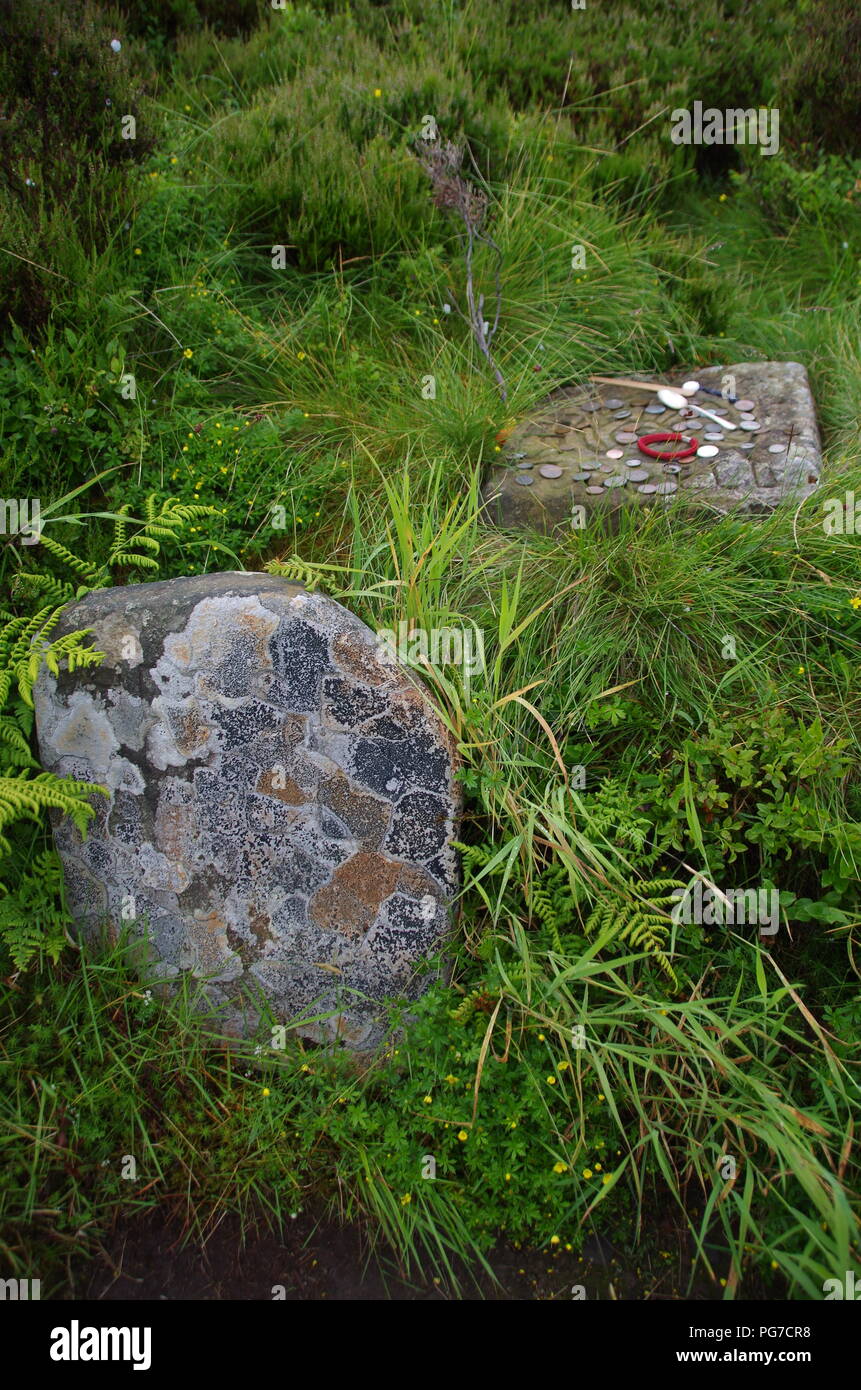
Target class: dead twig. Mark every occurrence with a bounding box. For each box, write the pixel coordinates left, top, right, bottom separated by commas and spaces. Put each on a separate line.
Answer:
414, 138, 507, 402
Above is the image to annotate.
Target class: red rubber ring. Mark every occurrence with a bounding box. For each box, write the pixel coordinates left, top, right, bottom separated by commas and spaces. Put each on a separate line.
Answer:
637, 431, 699, 461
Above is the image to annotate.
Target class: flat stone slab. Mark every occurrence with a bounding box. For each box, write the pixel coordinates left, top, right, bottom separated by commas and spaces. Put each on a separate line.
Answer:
481, 362, 821, 533
33, 573, 461, 1050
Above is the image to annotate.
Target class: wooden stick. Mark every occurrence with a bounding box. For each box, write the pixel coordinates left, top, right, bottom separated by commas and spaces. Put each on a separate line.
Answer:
590, 374, 666, 393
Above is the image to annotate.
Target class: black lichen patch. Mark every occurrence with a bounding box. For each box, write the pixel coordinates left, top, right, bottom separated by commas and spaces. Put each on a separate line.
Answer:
207, 700, 284, 752
321, 676, 387, 729
269, 619, 330, 711
384, 790, 449, 862
350, 729, 449, 800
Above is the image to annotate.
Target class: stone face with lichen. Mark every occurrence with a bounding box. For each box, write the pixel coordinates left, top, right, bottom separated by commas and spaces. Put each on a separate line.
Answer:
33, 573, 461, 1050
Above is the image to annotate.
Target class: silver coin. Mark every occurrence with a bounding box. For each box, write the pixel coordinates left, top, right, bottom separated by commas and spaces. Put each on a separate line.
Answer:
615, 431, 638, 444
637, 483, 657, 494
581, 401, 602, 412
511, 451, 527, 459
740, 421, 761, 431
739, 415, 756, 425
703, 432, 724, 441
662, 463, 681, 474
515, 474, 534, 486
604, 397, 624, 409
571, 472, 591, 482
603, 476, 627, 488
697, 444, 719, 458
539, 464, 563, 478
644, 402, 666, 414
612, 409, 631, 420
626, 467, 650, 481
655, 480, 678, 495
735, 398, 756, 413
516, 461, 533, 470
585, 485, 605, 494
605, 448, 624, 459
768, 444, 786, 454
738, 441, 755, 450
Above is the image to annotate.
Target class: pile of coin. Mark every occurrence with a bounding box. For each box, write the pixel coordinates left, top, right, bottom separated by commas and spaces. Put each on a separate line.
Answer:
499, 372, 797, 510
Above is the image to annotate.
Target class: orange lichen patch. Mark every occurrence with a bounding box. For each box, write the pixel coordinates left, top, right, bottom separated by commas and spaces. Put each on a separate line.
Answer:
237, 607, 277, 667
170, 701, 213, 757
154, 800, 195, 860
248, 908, 275, 948
281, 713, 308, 752
333, 850, 401, 905
319, 769, 390, 845
310, 879, 375, 937
187, 910, 232, 974
309, 850, 403, 937
256, 768, 306, 804
332, 632, 391, 686
397, 862, 441, 898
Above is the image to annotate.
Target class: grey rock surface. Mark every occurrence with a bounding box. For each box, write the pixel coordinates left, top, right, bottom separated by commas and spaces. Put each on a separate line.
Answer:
33, 573, 461, 1049
481, 362, 821, 533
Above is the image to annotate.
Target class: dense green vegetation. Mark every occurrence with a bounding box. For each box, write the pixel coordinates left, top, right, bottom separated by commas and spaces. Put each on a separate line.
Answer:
1, 0, 859, 1298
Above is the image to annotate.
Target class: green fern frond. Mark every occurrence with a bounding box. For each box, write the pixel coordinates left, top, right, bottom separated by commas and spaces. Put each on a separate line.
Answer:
265, 554, 357, 595
0, 849, 70, 968
530, 882, 564, 953
451, 839, 496, 872
36, 534, 101, 583
448, 987, 489, 1024
584, 874, 685, 987
11, 572, 77, 608
109, 552, 160, 572
0, 609, 103, 708
265, 556, 323, 591
0, 715, 35, 765
0, 770, 108, 854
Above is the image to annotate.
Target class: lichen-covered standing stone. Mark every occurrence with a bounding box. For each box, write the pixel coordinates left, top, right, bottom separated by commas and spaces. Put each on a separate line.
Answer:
33, 574, 461, 1049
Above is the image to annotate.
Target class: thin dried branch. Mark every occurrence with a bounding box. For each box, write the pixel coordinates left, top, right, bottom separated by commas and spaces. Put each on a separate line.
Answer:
414, 138, 507, 402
